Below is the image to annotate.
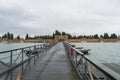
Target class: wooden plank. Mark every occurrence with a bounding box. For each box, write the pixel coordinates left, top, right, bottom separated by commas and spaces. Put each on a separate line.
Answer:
15, 42, 80, 80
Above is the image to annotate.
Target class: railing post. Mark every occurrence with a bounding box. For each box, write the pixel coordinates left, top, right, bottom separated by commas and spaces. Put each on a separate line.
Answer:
34, 45, 36, 64
21, 48, 24, 73
38, 45, 40, 57
10, 51, 13, 67
28, 47, 31, 70
75, 52, 77, 67
10, 51, 13, 80
44, 44, 46, 54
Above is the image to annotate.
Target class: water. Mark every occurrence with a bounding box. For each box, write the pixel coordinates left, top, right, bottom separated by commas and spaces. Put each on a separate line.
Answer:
0, 43, 42, 63
0, 42, 120, 65
70, 42, 120, 65
0, 43, 41, 52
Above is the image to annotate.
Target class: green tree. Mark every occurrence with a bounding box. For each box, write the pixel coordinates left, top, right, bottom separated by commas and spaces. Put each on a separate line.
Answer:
25, 34, 29, 39
53, 33, 55, 39
7, 32, 11, 39
55, 30, 61, 35
73, 35, 77, 39
103, 33, 109, 39
10, 34, 14, 39
62, 32, 66, 35
100, 35, 103, 38
94, 34, 99, 39
17, 35, 20, 40
110, 33, 117, 39
67, 34, 72, 39
2, 34, 7, 38
78, 35, 84, 39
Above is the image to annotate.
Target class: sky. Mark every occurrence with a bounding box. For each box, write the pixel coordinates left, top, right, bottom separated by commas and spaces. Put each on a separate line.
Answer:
0, 0, 120, 37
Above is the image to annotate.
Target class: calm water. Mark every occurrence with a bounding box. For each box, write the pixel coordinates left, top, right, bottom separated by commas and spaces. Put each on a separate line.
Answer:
0, 43, 42, 63
0, 42, 120, 65
70, 42, 120, 65
0, 43, 41, 52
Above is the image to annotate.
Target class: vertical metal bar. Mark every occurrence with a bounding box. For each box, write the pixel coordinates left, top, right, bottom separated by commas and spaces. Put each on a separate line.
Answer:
75, 52, 77, 67
44, 44, 46, 54
38, 45, 40, 57
40, 45, 42, 56
22, 48, 24, 62
33, 46, 36, 64
10, 51, 13, 80
10, 51, 13, 67
21, 48, 24, 74
28, 47, 31, 70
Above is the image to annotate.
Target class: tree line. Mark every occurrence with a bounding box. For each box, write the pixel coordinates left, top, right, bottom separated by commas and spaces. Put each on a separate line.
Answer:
53, 30, 118, 39
0, 31, 119, 40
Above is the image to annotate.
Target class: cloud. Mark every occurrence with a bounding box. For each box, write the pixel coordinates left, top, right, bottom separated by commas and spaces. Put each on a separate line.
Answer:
0, 0, 120, 37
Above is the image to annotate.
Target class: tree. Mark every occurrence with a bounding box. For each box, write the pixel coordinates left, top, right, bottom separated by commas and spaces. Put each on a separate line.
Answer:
94, 34, 99, 39
16, 35, 20, 40
53, 33, 55, 39
7, 32, 11, 39
1, 32, 14, 39
100, 35, 103, 38
103, 33, 109, 39
67, 34, 72, 39
110, 33, 117, 39
25, 34, 29, 39
2, 34, 7, 38
89, 35, 94, 39
55, 30, 61, 35
73, 35, 77, 39
10, 34, 14, 39
62, 32, 66, 35
78, 35, 83, 39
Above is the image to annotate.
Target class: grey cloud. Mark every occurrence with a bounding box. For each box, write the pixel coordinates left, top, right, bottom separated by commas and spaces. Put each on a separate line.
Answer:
0, 0, 120, 36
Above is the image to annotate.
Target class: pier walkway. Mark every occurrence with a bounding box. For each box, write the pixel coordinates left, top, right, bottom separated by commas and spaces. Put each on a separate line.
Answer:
0, 42, 120, 80
18, 42, 79, 80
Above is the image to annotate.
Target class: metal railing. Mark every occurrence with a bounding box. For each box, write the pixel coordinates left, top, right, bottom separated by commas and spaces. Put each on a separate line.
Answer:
0, 42, 56, 80
64, 42, 119, 80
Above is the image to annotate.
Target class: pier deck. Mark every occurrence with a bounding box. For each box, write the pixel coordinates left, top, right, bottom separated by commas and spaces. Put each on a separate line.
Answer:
1, 42, 120, 80
18, 42, 79, 80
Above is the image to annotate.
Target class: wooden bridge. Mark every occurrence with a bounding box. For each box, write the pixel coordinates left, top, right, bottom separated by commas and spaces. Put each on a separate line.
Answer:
17, 42, 79, 80
0, 42, 120, 80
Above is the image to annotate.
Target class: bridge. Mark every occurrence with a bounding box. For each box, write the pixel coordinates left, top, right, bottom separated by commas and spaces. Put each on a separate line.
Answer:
0, 42, 120, 80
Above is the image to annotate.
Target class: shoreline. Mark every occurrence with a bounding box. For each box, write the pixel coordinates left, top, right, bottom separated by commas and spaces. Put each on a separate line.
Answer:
0, 39, 120, 43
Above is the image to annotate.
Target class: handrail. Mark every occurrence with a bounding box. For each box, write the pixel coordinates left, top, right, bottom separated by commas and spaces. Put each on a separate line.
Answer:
64, 42, 120, 80
0, 44, 43, 54
0, 42, 57, 80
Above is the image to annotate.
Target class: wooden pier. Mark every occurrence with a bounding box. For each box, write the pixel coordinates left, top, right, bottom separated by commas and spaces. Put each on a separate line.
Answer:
15, 42, 79, 80
0, 42, 120, 80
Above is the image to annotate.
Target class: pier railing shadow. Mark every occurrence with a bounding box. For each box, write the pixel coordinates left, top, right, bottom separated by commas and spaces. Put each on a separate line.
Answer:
0, 42, 56, 80
64, 42, 119, 80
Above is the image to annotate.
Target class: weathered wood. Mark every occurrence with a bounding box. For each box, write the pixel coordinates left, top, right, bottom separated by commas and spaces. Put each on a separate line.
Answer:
14, 42, 80, 80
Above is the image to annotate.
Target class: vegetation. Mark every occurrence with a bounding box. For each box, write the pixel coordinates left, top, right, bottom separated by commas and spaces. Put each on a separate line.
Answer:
16, 35, 20, 40
0, 31, 119, 40
2, 32, 14, 39
25, 34, 29, 39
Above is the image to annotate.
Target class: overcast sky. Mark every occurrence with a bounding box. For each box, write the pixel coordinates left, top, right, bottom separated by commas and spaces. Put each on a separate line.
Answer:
0, 0, 120, 37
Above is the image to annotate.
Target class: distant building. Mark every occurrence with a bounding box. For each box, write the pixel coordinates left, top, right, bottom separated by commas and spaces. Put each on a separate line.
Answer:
55, 35, 68, 42
36, 38, 44, 43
